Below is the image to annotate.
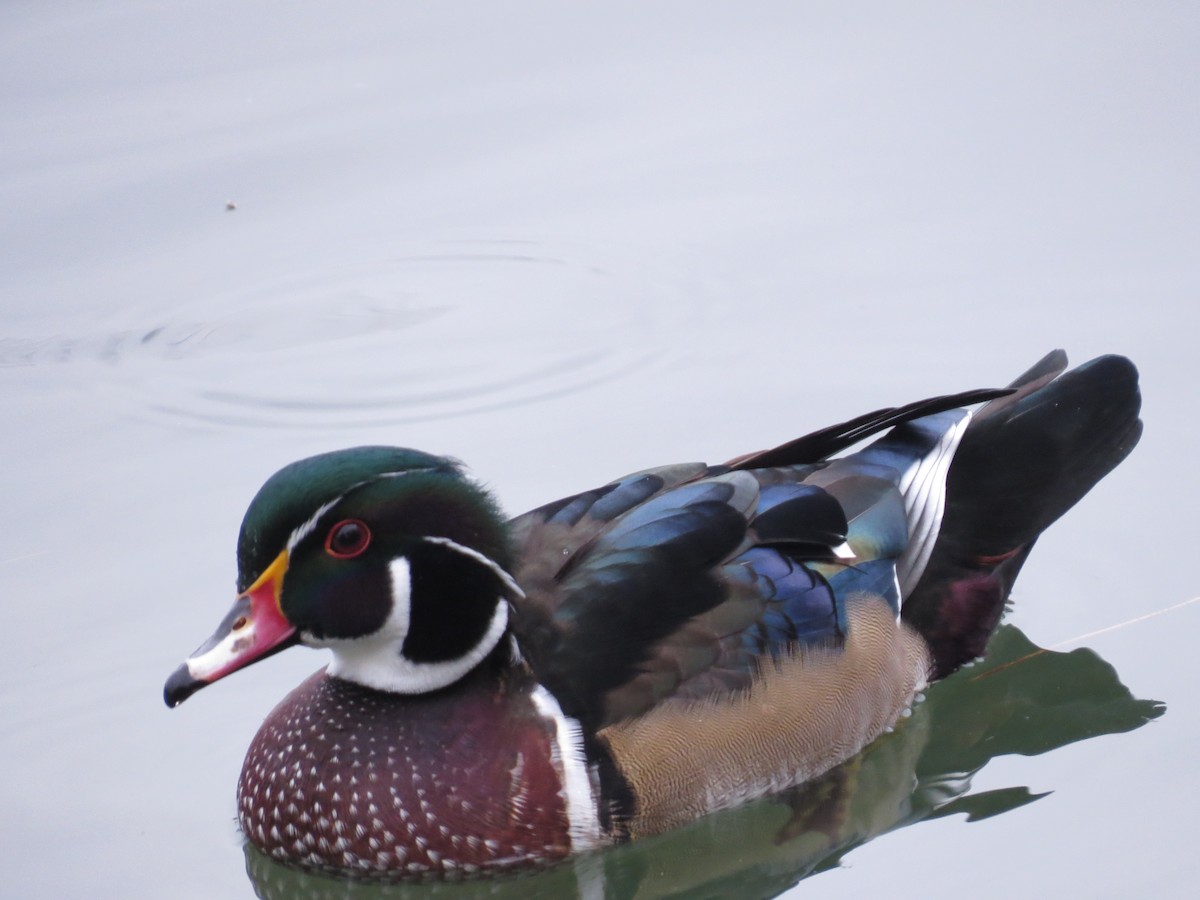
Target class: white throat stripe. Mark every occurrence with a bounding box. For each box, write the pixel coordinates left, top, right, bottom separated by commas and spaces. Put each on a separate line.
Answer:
322, 556, 511, 695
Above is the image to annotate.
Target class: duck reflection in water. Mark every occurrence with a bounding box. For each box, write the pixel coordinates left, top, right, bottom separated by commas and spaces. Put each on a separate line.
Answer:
241, 622, 1162, 899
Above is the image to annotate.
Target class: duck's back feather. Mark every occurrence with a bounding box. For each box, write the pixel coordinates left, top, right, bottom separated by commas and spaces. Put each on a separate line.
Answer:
510, 441, 938, 730
507, 351, 1142, 739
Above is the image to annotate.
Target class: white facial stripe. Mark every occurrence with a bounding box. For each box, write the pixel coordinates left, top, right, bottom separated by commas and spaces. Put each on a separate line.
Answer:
287, 497, 342, 553
421, 536, 525, 599
377, 467, 441, 479
283, 467, 442, 554
321, 556, 511, 694
530, 685, 603, 851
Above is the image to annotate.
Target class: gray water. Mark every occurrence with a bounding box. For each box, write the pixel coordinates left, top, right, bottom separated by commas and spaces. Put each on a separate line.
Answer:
2, 3, 1197, 898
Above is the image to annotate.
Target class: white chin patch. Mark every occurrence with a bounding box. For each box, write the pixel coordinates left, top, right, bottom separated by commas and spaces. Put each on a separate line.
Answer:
321, 556, 510, 694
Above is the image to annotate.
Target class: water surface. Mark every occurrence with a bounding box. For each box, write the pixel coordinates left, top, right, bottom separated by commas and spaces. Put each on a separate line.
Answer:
2, 4, 1197, 898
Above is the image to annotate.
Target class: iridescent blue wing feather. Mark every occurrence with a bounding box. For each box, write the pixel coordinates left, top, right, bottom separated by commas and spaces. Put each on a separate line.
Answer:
508, 351, 1142, 729
511, 461, 911, 729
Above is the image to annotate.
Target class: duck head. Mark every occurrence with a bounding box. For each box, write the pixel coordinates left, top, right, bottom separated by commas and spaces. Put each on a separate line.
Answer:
163, 447, 521, 707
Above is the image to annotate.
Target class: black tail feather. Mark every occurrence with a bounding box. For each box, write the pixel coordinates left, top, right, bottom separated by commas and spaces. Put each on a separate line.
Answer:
903, 353, 1142, 677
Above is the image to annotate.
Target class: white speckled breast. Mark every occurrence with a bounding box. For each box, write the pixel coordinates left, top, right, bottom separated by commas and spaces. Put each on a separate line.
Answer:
237, 668, 584, 878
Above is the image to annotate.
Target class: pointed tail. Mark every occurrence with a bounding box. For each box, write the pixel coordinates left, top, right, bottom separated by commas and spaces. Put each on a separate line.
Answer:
902, 352, 1142, 677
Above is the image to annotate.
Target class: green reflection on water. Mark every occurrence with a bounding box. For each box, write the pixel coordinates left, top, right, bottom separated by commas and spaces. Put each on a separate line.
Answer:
242, 624, 1163, 899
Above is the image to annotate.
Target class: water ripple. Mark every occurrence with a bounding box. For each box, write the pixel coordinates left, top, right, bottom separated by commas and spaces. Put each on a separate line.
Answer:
12, 240, 712, 431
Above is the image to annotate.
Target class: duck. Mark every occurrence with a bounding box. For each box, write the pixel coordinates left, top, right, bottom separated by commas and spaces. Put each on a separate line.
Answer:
164, 350, 1141, 880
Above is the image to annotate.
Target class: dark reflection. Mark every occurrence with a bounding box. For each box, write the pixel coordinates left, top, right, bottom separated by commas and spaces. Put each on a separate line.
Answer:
243, 624, 1163, 899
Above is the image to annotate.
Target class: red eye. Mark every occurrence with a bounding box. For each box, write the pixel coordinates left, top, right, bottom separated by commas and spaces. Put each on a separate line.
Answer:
325, 519, 371, 559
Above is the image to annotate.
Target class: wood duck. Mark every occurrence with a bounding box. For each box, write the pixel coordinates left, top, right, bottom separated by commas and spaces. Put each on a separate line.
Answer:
164, 350, 1141, 880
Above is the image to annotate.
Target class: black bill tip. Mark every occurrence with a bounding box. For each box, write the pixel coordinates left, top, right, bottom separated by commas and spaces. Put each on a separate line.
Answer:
164, 663, 205, 708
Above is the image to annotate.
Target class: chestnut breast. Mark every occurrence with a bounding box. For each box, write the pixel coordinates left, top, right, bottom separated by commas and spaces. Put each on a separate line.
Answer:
238, 669, 575, 878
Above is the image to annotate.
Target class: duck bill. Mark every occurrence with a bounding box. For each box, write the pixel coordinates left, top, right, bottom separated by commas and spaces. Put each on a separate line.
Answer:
164, 550, 298, 708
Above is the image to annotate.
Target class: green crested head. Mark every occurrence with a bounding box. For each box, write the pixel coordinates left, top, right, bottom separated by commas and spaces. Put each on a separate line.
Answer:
243, 445, 519, 683
164, 446, 520, 707
236, 446, 509, 592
